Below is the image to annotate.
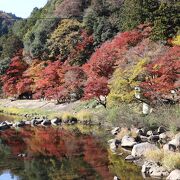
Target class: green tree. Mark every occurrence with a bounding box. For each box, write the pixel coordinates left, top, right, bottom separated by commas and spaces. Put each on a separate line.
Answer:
151, 2, 180, 41
48, 19, 83, 61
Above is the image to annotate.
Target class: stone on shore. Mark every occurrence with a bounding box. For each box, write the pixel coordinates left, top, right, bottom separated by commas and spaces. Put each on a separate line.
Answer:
111, 127, 120, 135
166, 169, 180, 180
121, 135, 137, 147
132, 142, 158, 157
142, 161, 169, 177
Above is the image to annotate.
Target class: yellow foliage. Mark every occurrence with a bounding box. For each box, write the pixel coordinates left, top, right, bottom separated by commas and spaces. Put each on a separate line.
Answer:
108, 58, 147, 105
163, 152, 180, 171
172, 35, 180, 46
76, 110, 92, 122
145, 149, 164, 163
61, 112, 74, 121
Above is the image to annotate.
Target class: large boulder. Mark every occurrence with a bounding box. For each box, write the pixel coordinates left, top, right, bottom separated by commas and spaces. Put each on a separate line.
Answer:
166, 169, 180, 180
142, 161, 169, 177
132, 142, 158, 157
121, 135, 137, 147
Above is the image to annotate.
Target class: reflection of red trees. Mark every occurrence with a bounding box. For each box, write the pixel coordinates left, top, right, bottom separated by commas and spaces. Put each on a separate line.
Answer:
0, 128, 113, 179
0, 128, 83, 158
0, 129, 26, 155
26, 128, 81, 158
83, 136, 113, 180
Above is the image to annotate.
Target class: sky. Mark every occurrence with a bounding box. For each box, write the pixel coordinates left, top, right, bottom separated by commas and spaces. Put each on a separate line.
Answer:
0, 0, 48, 18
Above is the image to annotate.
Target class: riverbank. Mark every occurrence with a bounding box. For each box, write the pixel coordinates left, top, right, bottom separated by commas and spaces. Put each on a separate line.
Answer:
109, 126, 180, 179
0, 99, 180, 179
0, 99, 179, 129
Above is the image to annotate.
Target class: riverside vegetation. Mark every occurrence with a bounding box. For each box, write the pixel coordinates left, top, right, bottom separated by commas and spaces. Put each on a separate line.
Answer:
0, 0, 180, 179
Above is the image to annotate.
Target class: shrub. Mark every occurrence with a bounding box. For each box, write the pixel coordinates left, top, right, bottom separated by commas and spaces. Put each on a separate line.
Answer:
76, 110, 92, 122
172, 34, 180, 46
62, 112, 75, 121
144, 150, 180, 171
144, 149, 164, 163
163, 152, 180, 171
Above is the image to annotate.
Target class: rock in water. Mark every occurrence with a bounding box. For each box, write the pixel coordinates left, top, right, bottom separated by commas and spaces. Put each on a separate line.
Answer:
51, 118, 62, 125
41, 120, 51, 126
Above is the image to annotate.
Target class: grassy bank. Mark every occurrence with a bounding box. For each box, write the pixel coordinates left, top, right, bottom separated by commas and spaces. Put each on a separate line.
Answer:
0, 99, 179, 131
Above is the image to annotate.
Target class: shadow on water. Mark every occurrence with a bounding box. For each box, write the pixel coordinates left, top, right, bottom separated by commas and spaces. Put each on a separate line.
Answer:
0, 115, 149, 180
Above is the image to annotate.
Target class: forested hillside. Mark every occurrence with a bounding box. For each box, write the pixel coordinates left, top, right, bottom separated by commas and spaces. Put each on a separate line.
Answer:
0, 0, 179, 107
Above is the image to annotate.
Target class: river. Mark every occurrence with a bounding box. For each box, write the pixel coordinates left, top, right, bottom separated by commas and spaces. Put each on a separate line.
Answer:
0, 114, 152, 180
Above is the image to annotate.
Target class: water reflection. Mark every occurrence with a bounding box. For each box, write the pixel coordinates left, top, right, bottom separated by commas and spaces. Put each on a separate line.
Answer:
0, 171, 19, 180
0, 125, 145, 180
0, 127, 114, 180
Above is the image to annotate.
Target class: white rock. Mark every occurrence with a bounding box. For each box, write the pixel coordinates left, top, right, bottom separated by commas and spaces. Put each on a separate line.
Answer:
121, 135, 137, 147
132, 142, 158, 157
150, 166, 169, 177
160, 133, 168, 140
111, 127, 120, 135
142, 161, 169, 177
169, 138, 180, 147
108, 139, 117, 152
109, 142, 117, 153
147, 130, 153, 136
125, 155, 135, 161
166, 169, 180, 180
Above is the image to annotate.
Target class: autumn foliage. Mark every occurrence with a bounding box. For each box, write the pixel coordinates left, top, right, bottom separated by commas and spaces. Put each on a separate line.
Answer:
140, 46, 180, 103
2, 50, 28, 97
1, 24, 179, 106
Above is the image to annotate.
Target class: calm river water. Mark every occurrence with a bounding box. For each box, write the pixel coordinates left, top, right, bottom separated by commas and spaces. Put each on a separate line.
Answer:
0, 114, 153, 180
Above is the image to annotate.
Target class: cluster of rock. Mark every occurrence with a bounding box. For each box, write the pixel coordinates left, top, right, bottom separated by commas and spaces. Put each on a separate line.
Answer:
109, 126, 180, 180
0, 116, 78, 131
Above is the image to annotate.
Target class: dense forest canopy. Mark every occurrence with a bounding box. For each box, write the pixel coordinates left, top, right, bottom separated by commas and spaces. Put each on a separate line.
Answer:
0, 0, 179, 106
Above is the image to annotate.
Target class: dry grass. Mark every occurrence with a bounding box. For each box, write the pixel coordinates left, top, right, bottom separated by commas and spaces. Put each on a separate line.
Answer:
145, 149, 180, 171
163, 152, 180, 171
116, 127, 138, 140
76, 110, 92, 122
145, 149, 164, 163
61, 112, 75, 121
